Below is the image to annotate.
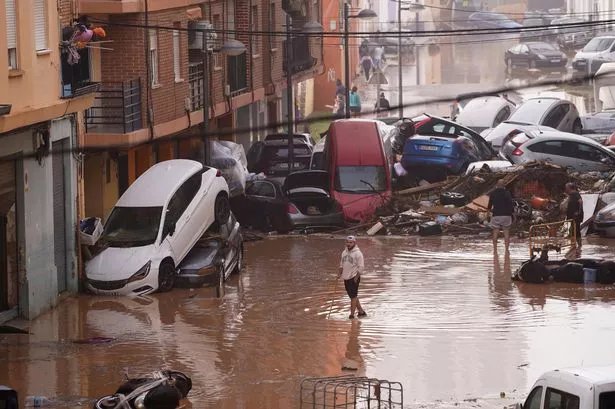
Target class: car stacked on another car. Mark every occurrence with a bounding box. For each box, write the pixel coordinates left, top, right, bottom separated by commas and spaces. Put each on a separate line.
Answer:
454, 96, 515, 134
247, 138, 313, 183
483, 97, 582, 149
505, 42, 568, 73
501, 131, 615, 172
86, 160, 231, 296
401, 115, 496, 181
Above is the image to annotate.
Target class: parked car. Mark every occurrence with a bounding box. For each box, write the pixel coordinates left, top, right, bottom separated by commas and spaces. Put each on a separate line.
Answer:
264, 132, 316, 147
552, 17, 590, 51
484, 97, 582, 149
572, 34, 615, 75
231, 173, 345, 231
86, 160, 231, 296
503, 133, 615, 171
246, 139, 313, 182
505, 42, 568, 72
324, 119, 392, 223
594, 201, 615, 237
175, 212, 243, 287
520, 17, 551, 42
455, 96, 515, 133
467, 12, 523, 30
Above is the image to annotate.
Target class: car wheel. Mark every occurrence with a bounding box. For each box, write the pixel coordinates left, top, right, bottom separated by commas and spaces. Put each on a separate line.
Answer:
157, 260, 176, 292
214, 193, 231, 226
572, 119, 582, 134
440, 191, 468, 207
234, 244, 244, 274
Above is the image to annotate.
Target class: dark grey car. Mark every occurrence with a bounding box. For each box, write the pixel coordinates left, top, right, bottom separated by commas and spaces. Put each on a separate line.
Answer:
175, 212, 243, 288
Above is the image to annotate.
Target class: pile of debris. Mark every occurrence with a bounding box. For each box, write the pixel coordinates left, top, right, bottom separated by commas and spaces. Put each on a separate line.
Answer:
363, 162, 614, 237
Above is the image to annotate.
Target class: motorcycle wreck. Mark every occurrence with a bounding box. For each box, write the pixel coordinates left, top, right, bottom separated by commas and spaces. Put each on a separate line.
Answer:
93, 370, 192, 409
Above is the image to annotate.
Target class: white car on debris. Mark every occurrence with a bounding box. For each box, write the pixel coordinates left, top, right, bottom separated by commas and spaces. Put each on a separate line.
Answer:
86, 160, 230, 296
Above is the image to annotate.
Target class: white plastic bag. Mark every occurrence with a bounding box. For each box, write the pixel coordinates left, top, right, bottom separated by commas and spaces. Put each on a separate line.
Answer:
210, 141, 249, 197
80, 217, 103, 246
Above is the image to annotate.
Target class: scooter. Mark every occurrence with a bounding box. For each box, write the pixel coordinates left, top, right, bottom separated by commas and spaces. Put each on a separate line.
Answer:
93, 370, 192, 409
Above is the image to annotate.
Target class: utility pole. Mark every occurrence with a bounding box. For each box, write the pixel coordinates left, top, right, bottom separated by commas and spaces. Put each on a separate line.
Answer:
344, 2, 351, 119
286, 14, 294, 171
398, 0, 403, 118
201, 28, 210, 165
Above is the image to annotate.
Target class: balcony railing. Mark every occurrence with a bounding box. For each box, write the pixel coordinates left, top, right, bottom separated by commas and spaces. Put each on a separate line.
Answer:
85, 79, 143, 134
227, 53, 248, 95
283, 36, 317, 75
188, 62, 204, 112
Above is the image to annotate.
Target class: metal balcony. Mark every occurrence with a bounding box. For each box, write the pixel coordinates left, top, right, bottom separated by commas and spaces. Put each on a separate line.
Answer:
85, 79, 143, 134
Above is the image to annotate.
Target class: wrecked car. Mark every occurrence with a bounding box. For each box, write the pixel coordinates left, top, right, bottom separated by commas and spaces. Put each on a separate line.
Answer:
246, 138, 313, 183
86, 160, 230, 296
594, 201, 615, 238
324, 119, 392, 223
175, 212, 243, 287
231, 172, 345, 232
454, 96, 514, 134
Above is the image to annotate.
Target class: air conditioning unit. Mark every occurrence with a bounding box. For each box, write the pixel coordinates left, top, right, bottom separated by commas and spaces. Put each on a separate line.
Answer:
224, 84, 231, 96
188, 21, 217, 50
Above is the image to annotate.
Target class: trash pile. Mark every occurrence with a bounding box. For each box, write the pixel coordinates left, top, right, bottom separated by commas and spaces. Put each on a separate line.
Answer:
362, 162, 614, 237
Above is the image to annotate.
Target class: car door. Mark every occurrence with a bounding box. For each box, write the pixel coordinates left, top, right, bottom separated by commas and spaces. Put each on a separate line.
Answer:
162, 172, 203, 262
542, 104, 568, 130
526, 140, 574, 168
246, 180, 286, 229
218, 214, 237, 278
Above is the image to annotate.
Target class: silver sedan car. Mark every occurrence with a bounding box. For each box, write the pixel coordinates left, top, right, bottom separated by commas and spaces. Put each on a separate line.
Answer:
502, 132, 615, 172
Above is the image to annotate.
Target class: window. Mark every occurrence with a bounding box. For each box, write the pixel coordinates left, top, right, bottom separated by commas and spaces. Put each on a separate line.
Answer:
599, 391, 615, 409
251, 5, 260, 55
576, 143, 610, 162
523, 386, 542, 409
228, 52, 248, 92
269, 3, 276, 49
335, 166, 387, 193
545, 388, 579, 409
101, 207, 163, 247
33, 0, 48, 51
528, 140, 563, 155
213, 14, 222, 68
494, 106, 511, 127
162, 173, 202, 238
149, 29, 159, 86
246, 181, 276, 198
543, 105, 568, 128
5, 0, 17, 69
173, 25, 182, 82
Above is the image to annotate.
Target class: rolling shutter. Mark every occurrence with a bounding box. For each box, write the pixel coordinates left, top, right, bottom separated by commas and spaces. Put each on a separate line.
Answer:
33, 0, 48, 50
5, 0, 17, 49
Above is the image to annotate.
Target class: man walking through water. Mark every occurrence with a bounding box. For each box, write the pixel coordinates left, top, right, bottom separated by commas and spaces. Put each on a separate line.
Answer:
338, 236, 366, 319
488, 179, 514, 253
565, 182, 584, 249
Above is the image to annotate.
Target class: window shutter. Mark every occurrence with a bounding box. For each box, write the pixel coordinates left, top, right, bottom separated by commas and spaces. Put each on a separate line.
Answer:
5, 0, 17, 49
173, 30, 180, 80
33, 0, 47, 50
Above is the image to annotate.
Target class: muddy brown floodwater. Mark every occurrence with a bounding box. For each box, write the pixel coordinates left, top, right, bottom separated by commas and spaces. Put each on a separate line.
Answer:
2, 236, 615, 408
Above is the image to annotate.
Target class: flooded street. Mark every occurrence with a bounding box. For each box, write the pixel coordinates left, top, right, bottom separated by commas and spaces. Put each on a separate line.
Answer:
2, 236, 615, 408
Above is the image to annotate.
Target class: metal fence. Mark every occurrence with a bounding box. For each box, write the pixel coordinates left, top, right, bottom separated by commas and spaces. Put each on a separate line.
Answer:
188, 62, 205, 111
85, 79, 142, 134
300, 376, 404, 409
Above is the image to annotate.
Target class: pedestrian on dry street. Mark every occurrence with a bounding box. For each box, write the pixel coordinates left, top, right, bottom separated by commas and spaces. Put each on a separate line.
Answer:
488, 179, 514, 253
565, 182, 584, 248
338, 236, 367, 319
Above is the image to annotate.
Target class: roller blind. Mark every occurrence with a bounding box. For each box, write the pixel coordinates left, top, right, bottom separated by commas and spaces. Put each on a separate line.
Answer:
33, 0, 47, 50
5, 0, 17, 49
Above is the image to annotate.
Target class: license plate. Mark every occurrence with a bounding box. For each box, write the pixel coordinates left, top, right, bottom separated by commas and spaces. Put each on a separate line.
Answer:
277, 162, 302, 169
419, 145, 438, 151
551, 59, 560, 63
577, 61, 586, 66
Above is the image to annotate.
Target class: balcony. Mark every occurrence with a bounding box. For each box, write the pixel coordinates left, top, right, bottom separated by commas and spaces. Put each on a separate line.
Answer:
227, 53, 248, 96
283, 36, 317, 75
61, 48, 100, 98
85, 79, 143, 134
188, 62, 204, 112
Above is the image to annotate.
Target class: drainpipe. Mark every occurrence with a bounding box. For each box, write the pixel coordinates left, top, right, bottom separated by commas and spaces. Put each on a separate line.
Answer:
144, 0, 155, 141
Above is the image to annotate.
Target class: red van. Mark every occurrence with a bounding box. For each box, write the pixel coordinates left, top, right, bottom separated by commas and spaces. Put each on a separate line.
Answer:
323, 119, 392, 223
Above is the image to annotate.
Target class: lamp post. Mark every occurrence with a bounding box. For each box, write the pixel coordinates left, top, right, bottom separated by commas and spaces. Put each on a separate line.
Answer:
284, 16, 323, 173
200, 30, 246, 165
343, 5, 377, 119
397, 1, 424, 119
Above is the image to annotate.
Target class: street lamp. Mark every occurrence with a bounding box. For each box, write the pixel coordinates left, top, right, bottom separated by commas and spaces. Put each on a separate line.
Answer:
200, 32, 247, 164
343, 4, 377, 118
285, 15, 324, 173
397, 1, 424, 118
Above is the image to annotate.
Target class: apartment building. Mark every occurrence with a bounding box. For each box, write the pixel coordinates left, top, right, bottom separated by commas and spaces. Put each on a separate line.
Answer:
80, 0, 323, 220
0, 0, 97, 321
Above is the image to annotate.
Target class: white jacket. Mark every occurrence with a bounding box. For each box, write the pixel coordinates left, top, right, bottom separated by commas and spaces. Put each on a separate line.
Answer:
339, 246, 364, 280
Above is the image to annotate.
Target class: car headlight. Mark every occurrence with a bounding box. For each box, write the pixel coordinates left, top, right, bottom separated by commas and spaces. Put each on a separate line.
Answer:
128, 261, 151, 283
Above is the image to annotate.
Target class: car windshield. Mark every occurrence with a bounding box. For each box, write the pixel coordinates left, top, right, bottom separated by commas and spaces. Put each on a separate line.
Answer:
583, 38, 615, 52
529, 43, 556, 52
335, 166, 387, 193
509, 101, 551, 124
264, 145, 311, 161
100, 206, 162, 247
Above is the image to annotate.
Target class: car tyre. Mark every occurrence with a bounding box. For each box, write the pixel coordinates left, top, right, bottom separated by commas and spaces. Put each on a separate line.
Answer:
572, 119, 582, 134
440, 191, 467, 207
218, 264, 226, 287
158, 260, 176, 293
214, 193, 231, 226
234, 244, 244, 274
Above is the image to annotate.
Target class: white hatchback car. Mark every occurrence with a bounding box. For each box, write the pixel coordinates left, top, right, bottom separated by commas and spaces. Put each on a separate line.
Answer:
86, 160, 230, 296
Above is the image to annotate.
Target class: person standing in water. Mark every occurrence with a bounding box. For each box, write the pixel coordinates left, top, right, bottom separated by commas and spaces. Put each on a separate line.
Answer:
338, 236, 366, 319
